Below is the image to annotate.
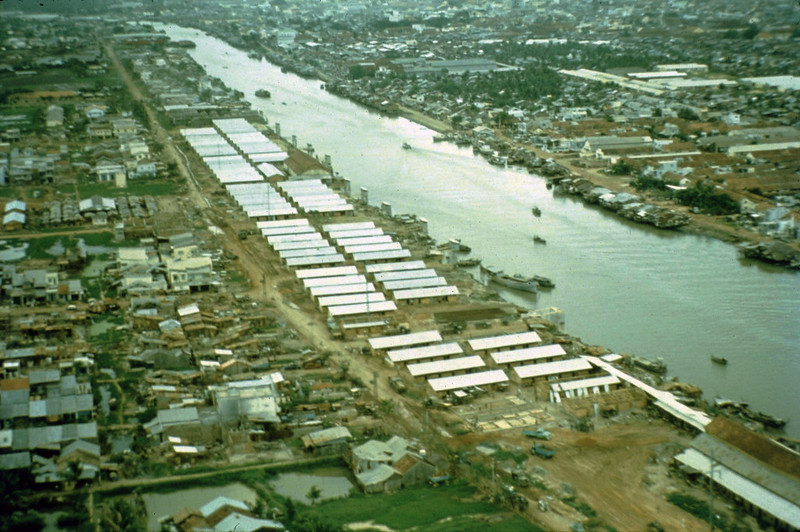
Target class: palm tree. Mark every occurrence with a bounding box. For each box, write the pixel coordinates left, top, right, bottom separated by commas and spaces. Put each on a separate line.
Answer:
306, 485, 322, 506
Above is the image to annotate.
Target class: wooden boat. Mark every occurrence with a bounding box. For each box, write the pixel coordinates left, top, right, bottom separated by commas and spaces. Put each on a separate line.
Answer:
531, 206, 542, 217
742, 408, 787, 428
255, 89, 271, 98
532, 275, 555, 289
402, 142, 412, 150
456, 258, 481, 268
710, 355, 728, 365
533, 235, 546, 245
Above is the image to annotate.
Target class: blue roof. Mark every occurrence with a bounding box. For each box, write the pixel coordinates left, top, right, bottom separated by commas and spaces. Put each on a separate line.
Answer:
199, 495, 249, 517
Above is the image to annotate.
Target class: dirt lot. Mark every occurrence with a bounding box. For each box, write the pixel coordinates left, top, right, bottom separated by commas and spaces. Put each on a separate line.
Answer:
454, 420, 708, 531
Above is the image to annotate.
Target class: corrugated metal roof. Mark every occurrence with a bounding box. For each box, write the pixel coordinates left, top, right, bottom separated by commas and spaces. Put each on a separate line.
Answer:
407, 355, 486, 378
551, 374, 619, 392
428, 369, 509, 392
373, 269, 438, 282
386, 342, 462, 364
256, 218, 309, 229
295, 265, 359, 279
383, 277, 447, 291
491, 344, 567, 365
335, 235, 394, 247
513, 358, 592, 379
328, 228, 385, 240
311, 283, 377, 297
352, 249, 411, 262
260, 225, 316, 237
345, 242, 402, 254
468, 331, 543, 352
286, 254, 345, 267
303, 274, 367, 289
279, 246, 338, 259
327, 301, 397, 317
322, 221, 376, 232
318, 292, 386, 308
392, 285, 459, 300
365, 260, 426, 273
369, 330, 443, 350
271, 238, 328, 251
267, 232, 325, 244
676, 448, 800, 528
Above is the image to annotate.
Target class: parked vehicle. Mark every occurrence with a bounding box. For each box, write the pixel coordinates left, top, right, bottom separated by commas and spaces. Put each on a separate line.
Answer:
531, 443, 556, 459
522, 428, 552, 440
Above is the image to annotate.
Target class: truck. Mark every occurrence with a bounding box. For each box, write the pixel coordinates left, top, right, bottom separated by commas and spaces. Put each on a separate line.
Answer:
238, 230, 248, 240
531, 443, 556, 459
389, 376, 407, 394
522, 428, 552, 440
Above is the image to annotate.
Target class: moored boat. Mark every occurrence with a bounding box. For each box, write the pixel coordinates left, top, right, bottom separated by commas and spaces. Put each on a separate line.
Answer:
532, 275, 555, 289
711, 355, 728, 365
533, 235, 546, 245
742, 408, 787, 428
255, 89, 271, 98
489, 272, 539, 293
531, 206, 542, 217
456, 258, 481, 268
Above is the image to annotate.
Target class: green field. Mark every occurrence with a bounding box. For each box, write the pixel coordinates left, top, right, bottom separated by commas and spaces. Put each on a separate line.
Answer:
54, 180, 180, 199
296, 482, 539, 532
0, 105, 41, 131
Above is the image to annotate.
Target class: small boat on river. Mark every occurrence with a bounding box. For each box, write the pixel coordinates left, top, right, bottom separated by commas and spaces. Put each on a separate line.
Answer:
531, 206, 542, 217
456, 258, 481, 268
255, 89, 271, 98
486, 271, 539, 293
533, 235, 546, 245
742, 407, 787, 428
711, 355, 728, 366
402, 142, 412, 150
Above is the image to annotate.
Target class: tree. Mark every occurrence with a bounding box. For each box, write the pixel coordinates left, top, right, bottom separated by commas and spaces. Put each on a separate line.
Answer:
306, 485, 322, 506
284, 498, 296, 523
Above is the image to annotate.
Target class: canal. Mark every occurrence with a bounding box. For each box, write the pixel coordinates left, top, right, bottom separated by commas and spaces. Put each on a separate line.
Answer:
161, 25, 800, 436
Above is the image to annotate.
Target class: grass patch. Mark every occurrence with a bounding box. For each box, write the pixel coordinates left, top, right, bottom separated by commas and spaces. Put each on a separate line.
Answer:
563, 497, 597, 518
666, 492, 750, 532
298, 481, 509, 531
55, 180, 180, 199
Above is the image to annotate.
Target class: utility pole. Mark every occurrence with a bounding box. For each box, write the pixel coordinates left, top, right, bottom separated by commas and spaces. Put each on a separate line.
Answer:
708, 451, 717, 531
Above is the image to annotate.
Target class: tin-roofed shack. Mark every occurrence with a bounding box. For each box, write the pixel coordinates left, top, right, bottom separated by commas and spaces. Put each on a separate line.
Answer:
301, 426, 353, 456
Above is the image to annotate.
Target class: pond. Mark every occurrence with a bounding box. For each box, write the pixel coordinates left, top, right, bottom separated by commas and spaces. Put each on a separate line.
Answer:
141, 482, 257, 531
269, 467, 355, 505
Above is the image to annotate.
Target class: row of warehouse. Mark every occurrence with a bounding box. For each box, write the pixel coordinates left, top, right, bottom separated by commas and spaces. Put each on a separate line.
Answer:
368, 329, 621, 401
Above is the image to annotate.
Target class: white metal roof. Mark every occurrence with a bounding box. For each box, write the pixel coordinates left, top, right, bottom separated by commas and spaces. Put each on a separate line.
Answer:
373, 269, 438, 282
675, 449, 800, 529
323, 221, 376, 232
345, 242, 402, 254
271, 238, 329, 251
352, 249, 411, 262
310, 283, 377, 297
285, 254, 345, 267
245, 207, 299, 218
318, 292, 386, 308
303, 274, 367, 289
327, 300, 397, 317
335, 235, 394, 247
428, 369, 509, 393
328, 228, 386, 240
256, 219, 309, 229
491, 344, 567, 365
305, 204, 355, 214
550, 374, 619, 392
468, 331, 542, 352
383, 277, 447, 291
366, 260, 427, 274
267, 232, 325, 244
407, 355, 486, 378
386, 342, 463, 364
260, 225, 317, 236
369, 330, 443, 350
295, 266, 359, 279
393, 285, 459, 300
279, 247, 338, 259
513, 358, 592, 379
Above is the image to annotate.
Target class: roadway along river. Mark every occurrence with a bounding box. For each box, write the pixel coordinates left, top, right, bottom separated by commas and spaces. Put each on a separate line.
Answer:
162, 25, 800, 436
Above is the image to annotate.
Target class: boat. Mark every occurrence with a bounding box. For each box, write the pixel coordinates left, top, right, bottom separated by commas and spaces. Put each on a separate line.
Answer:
532, 275, 555, 289
432, 134, 451, 143
533, 235, 546, 245
531, 207, 542, 217
711, 355, 728, 365
742, 408, 787, 428
631, 355, 667, 374
255, 89, 271, 98
489, 272, 539, 294
456, 258, 481, 268
438, 238, 471, 253
402, 142, 412, 150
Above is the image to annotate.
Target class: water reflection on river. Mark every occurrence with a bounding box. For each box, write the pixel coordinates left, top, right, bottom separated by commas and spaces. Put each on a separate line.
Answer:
161, 25, 800, 436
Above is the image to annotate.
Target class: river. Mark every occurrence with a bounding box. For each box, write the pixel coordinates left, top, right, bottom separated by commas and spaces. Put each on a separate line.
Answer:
161, 25, 800, 436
